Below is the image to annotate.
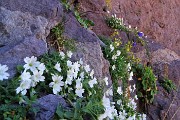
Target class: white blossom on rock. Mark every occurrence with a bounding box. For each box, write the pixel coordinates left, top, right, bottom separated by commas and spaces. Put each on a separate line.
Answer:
67, 51, 73, 58
88, 77, 97, 88
103, 77, 109, 86
110, 44, 114, 52
84, 64, 91, 73
49, 75, 64, 94
31, 70, 45, 87
117, 87, 123, 95
54, 62, 61, 72
0, 64, 9, 81
59, 51, 65, 59
112, 65, 116, 70
24, 56, 40, 71
37, 63, 46, 72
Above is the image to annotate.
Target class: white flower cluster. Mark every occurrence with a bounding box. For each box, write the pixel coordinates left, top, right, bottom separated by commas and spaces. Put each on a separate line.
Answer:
109, 44, 121, 61
16, 56, 46, 95
98, 63, 146, 120
49, 51, 98, 98
0, 64, 9, 81
14, 51, 99, 99
111, 14, 124, 26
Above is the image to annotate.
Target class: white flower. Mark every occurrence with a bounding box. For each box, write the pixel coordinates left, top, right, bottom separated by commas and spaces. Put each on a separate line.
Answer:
132, 84, 136, 92
117, 87, 123, 95
99, 95, 117, 120
128, 98, 137, 110
129, 72, 133, 81
116, 50, 121, 56
49, 75, 64, 94
20, 71, 31, 81
38, 63, 46, 72
68, 87, 73, 93
112, 55, 117, 60
59, 51, 65, 59
72, 62, 80, 72
31, 70, 45, 87
135, 95, 138, 100
141, 114, 146, 120
54, 62, 61, 72
67, 51, 73, 58
90, 70, 94, 78
75, 87, 84, 97
129, 85, 133, 93
127, 63, 131, 71
16, 79, 32, 95
103, 77, 108, 86
80, 72, 84, 79
117, 99, 122, 105
24, 56, 40, 71
105, 88, 113, 96
88, 77, 97, 88
118, 110, 127, 119
67, 60, 72, 68
84, 64, 91, 73
110, 44, 114, 52
102, 95, 111, 108
0, 64, 9, 81
65, 75, 73, 85
79, 58, 83, 65
112, 65, 116, 70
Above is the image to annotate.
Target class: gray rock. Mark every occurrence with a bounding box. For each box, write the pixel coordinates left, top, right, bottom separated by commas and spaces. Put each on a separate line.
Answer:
0, 0, 64, 78
0, 36, 47, 77
63, 12, 111, 83
34, 94, 68, 120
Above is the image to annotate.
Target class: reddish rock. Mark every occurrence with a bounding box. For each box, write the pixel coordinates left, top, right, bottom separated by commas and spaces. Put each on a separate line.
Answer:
78, 0, 180, 55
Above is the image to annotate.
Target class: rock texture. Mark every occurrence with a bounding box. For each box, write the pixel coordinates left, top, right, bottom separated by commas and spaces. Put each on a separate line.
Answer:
63, 12, 111, 81
148, 60, 180, 120
0, 0, 63, 77
78, 0, 180, 55
34, 94, 68, 120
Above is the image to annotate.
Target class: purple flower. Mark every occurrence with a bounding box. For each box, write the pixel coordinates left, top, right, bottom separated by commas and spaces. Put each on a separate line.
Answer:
132, 42, 137, 47
138, 32, 144, 37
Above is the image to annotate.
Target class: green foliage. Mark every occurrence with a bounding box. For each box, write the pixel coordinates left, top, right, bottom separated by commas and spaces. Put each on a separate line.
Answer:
0, 77, 38, 119
132, 64, 157, 104
51, 23, 76, 52
160, 77, 176, 93
60, 0, 94, 29
106, 16, 129, 32
74, 10, 94, 29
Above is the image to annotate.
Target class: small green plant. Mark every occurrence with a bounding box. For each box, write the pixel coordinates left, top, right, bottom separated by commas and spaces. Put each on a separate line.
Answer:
74, 10, 94, 29
132, 64, 157, 104
60, 0, 94, 29
50, 23, 76, 52
160, 77, 176, 93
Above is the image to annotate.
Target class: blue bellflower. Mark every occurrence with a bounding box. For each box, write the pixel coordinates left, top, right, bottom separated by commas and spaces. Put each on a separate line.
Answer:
137, 32, 144, 37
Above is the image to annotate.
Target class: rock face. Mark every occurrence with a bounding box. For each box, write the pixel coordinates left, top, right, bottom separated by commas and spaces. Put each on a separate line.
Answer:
148, 60, 180, 120
0, 0, 63, 77
63, 12, 111, 81
78, 0, 180, 55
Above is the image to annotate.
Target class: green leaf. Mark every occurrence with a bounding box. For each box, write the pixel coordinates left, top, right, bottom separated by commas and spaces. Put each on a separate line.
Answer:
16, 65, 24, 73
64, 111, 74, 119
56, 105, 64, 118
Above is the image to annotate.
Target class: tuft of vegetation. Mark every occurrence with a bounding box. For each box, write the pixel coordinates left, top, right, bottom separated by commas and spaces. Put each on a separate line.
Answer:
160, 77, 176, 93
